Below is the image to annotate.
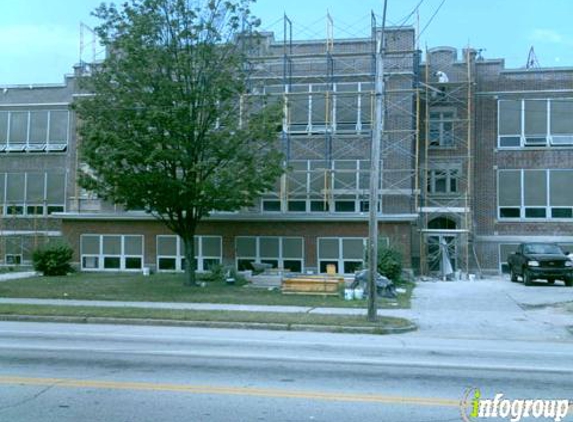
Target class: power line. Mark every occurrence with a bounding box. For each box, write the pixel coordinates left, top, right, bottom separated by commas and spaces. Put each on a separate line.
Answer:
396, 0, 426, 27
417, 0, 446, 41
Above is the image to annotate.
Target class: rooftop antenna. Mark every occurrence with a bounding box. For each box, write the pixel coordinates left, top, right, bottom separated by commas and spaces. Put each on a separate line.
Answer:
525, 46, 540, 69
80, 23, 97, 65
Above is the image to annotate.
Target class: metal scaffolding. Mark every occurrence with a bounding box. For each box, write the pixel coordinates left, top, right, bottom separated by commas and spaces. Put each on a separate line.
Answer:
418, 47, 480, 277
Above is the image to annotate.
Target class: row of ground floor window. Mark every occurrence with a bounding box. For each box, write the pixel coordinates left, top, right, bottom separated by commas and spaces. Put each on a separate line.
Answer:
79, 234, 380, 274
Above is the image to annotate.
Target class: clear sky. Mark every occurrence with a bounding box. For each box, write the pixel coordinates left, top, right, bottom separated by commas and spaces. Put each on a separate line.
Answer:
0, 0, 571, 85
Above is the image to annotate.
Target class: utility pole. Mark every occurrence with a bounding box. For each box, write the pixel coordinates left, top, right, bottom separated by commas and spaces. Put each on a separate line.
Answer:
367, 0, 387, 322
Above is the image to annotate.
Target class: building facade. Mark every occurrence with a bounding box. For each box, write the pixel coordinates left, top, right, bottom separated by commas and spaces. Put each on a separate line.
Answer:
1, 25, 572, 277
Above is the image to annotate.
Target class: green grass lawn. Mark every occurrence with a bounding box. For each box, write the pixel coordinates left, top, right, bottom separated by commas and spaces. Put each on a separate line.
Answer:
0, 304, 413, 332
0, 272, 413, 309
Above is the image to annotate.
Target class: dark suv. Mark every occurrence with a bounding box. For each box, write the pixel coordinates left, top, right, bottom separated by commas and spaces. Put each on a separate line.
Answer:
507, 243, 573, 286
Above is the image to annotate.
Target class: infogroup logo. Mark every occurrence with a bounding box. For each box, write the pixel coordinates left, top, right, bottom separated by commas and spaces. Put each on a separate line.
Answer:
460, 388, 570, 422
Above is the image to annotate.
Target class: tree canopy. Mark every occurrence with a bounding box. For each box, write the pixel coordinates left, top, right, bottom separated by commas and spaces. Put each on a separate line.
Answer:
75, 0, 284, 285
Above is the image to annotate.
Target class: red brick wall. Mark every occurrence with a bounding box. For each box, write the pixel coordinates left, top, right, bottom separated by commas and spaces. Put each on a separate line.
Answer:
62, 218, 413, 270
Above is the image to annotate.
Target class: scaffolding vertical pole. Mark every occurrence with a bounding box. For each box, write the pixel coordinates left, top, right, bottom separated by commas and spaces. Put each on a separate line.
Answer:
420, 47, 430, 276
281, 14, 293, 211
465, 46, 473, 276
368, 0, 388, 322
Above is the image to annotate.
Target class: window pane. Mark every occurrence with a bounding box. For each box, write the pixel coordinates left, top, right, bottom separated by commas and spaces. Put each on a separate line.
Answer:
26, 173, 44, 203
551, 100, 573, 134
283, 260, 302, 272
289, 85, 309, 130
49, 111, 68, 142
550, 171, 573, 206
282, 238, 302, 258
500, 208, 520, 218
29, 111, 48, 143
81, 235, 100, 255
202, 237, 221, 257
524, 100, 547, 135
319, 238, 339, 259
260, 237, 279, 258
525, 208, 546, 218
287, 201, 306, 212
9, 112, 27, 143
102, 236, 121, 255
125, 257, 142, 269
6, 173, 25, 202
311, 90, 326, 125
524, 170, 546, 206
262, 200, 281, 212
236, 237, 256, 257
124, 235, 142, 255
342, 239, 364, 260
334, 201, 355, 212
46, 173, 65, 203
552, 208, 572, 218
104, 257, 120, 269
159, 257, 176, 270
498, 171, 521, 207
0, 112, 7, 143
336, 93, 358, 128
157, 236, 177, 256
499, 100, 521, 135
0, 174, 5, 203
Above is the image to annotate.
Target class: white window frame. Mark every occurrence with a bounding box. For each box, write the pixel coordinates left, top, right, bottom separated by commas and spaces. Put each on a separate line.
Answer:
156, 235, 222, 272
497, 169, 573, 221
0, 109, 70, 153
497, 99, 573, 149
80, 234, 144, 271
428, 109, 455, 148
317, 237, 370, 275
235, 236, 304, 272
0, 171, 66, 217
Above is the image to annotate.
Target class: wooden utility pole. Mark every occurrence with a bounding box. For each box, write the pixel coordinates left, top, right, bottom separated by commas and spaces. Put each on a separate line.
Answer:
367, 0, 387, 322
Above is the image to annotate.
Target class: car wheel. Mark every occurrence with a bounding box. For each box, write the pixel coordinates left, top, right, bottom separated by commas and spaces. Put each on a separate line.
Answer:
523, 270, 532, 286
565, 277, 573, 287
510, 268, 518, 282
547, 279, 555, 285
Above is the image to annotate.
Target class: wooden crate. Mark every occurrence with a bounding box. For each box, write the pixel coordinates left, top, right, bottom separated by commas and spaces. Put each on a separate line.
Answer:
281, 276, 344, 296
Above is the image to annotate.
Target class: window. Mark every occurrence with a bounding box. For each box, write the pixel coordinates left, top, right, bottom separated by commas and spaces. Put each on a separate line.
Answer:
429, 110, 454, 147
0, 172, 65, 216
284, 160, 370, 214
156, 235, 222, 272
0, 109, 69, 152
498, 169, 573, 220
235, 236, 303, 272
288, 85, 309, 133
335, 83, 359, 131
550, 100, 573, 145
427, 169, 458, 194
498, 99, 573, 148
317, 237, 373, 274
81, 234, 144, 271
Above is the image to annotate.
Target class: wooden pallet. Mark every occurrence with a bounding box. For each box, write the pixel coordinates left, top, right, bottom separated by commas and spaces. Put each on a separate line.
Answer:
281, 276, 344, 296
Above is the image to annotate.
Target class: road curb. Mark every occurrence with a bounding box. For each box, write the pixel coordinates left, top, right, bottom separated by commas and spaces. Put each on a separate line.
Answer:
0, 314, 417, 335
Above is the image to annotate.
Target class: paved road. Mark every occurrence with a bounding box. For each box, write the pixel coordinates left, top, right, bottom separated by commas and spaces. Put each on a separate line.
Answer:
0, 322, 572, 422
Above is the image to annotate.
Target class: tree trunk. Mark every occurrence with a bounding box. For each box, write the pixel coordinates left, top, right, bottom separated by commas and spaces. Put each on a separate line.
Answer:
182, 232, 197, 287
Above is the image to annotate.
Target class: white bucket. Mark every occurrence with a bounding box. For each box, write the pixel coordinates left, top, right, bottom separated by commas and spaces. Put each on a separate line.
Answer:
142, 267, 150, 276
353, 288, 364, 300
344, 289, 354, 300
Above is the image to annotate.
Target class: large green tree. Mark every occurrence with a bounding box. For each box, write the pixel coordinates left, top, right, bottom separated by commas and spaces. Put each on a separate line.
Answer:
75, 0, 284, 286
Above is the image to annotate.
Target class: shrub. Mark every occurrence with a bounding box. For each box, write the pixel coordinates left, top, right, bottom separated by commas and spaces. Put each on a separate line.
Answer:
32, 244, 74, 276
376, 243, 403, 282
